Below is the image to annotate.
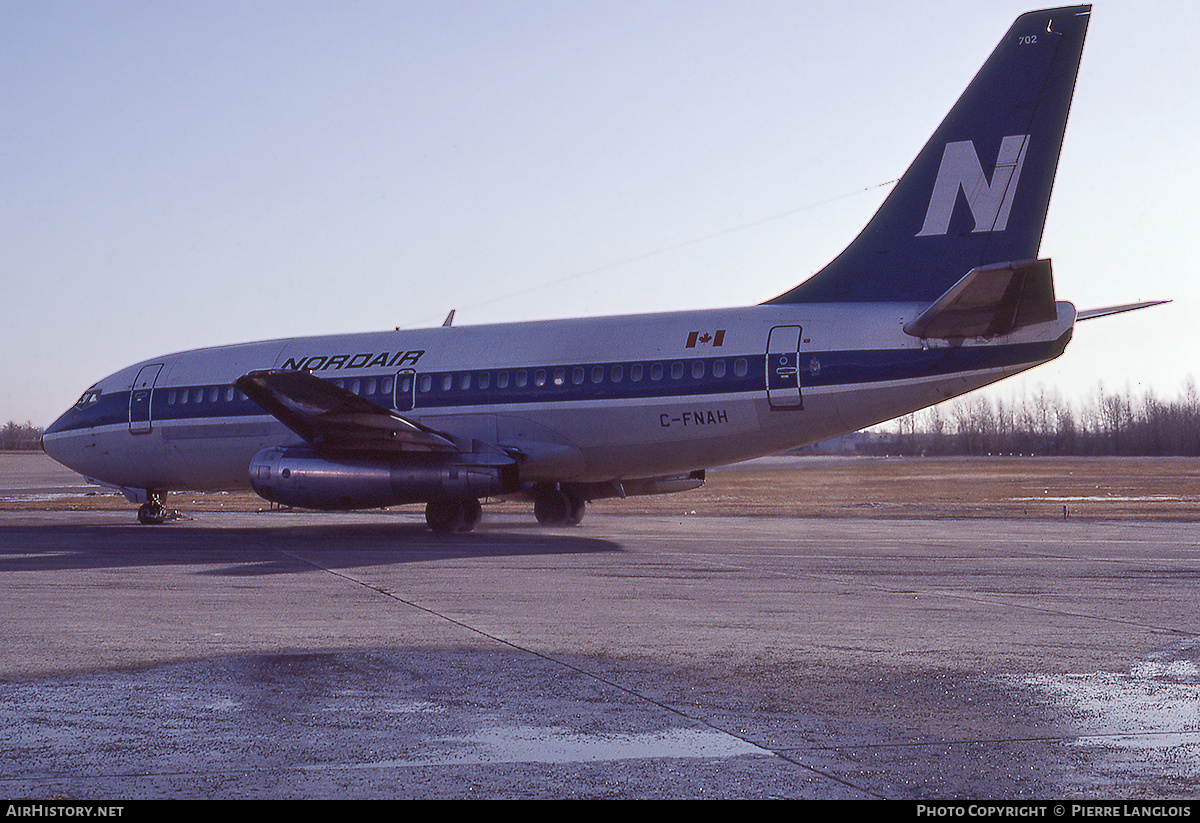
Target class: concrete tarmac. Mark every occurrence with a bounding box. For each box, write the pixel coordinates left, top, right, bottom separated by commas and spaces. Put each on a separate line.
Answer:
2, 501, 1199, 799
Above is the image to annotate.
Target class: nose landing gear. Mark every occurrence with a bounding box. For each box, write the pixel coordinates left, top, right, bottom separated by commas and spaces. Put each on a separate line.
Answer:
136, 493, 179, 525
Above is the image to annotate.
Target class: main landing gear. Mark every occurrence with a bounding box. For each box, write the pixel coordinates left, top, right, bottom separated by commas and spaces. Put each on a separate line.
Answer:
423, 487, 589, 533
533, 486, 586, 527
424, 498, 483, 534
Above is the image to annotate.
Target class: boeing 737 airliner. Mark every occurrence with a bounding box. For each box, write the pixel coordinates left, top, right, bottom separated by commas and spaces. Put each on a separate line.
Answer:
42, 6, 1160, 530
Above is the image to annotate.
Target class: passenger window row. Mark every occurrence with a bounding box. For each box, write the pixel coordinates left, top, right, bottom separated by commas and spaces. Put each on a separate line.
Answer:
162, 357, 750, 415
166, 386, 245, 405
404, 358, 749, 396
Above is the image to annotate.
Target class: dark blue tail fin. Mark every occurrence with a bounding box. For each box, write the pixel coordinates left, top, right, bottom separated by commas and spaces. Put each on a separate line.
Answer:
766, 6, 1090, 305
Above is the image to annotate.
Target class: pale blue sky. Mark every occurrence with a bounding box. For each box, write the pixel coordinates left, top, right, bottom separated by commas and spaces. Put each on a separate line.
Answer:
3, 0, 1195, 425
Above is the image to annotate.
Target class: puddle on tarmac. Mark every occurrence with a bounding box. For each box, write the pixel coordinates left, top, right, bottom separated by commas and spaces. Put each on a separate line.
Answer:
1015, 640, 1200, 771
307, 723, 770, 769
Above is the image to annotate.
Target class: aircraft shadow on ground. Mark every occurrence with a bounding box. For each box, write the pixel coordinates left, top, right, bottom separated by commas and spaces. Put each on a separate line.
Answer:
0, 520, 624, 576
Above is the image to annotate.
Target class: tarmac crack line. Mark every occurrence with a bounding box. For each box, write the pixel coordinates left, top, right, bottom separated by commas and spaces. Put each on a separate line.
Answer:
213, 529, 884, 798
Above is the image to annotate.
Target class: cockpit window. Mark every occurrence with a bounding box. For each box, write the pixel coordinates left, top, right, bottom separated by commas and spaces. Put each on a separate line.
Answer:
74, 389, 101, 409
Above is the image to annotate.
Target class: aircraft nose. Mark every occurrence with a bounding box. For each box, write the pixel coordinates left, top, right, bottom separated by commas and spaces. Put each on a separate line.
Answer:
41, 408, 81, 469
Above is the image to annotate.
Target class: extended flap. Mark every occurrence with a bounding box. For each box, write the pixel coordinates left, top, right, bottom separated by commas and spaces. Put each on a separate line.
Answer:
903, 259, 1057, 339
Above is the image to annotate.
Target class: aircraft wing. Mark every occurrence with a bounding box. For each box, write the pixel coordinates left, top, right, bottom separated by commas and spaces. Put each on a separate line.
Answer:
1077, 300, 1171, 321
903, 259, 1057, 340
235, 369, 459, 454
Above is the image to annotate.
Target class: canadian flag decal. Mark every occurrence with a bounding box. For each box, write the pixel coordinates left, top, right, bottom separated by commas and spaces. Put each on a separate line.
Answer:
686, 330, 726, 348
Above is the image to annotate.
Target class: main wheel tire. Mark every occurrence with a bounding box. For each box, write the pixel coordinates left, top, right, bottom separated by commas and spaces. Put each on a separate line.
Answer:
533, 489, 571, 526
425, 499, 464, 533
565, 494, 586, 526
461, 498, 482, 532
425, 499, 481, 533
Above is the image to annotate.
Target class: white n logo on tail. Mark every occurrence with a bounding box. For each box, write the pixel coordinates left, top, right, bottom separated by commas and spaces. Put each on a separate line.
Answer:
916, 134, 1030, 237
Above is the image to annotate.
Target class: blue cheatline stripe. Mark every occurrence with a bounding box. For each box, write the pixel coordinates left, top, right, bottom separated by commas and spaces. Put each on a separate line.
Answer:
44, 333, 1069, 436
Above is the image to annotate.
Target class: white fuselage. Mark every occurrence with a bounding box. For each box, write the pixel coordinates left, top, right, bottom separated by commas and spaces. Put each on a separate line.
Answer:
42, 300, 1076, 495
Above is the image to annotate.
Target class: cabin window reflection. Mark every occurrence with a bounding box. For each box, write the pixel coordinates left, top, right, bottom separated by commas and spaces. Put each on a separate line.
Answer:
630, 364, 643, 382
610, 365, 623, 383
478, 373, 490, 390
515, 371, 528, 388
552, 368, 565, 386
734, 358, 748, 378
497, 372, 510, 388
460, 374, 471, 390
713, 360, 726, 378
382, 377, 393, 394
650, 364, 663, 381
670, 362, 683, 380
419, 375, 432, 393
572, 367, 584, 385
591, 366, 604, 384
691, 362, 704, 379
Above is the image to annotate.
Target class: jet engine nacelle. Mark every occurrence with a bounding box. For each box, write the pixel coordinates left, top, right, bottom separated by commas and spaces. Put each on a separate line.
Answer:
248, 446, 519, 511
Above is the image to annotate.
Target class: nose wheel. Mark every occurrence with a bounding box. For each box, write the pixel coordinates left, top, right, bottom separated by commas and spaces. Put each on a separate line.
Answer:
136, 494, 177, 525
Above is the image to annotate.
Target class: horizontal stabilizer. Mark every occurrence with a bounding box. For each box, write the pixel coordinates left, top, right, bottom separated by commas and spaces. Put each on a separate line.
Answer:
236, 369, 459, 453
1077, 300, 1171, 321
903, 259, 1057, 339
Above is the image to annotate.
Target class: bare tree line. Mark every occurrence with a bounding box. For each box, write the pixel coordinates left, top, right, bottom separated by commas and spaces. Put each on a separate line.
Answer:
871, 381, 1200, 456
1, 422, 44, 451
